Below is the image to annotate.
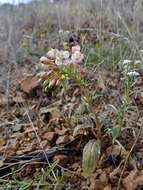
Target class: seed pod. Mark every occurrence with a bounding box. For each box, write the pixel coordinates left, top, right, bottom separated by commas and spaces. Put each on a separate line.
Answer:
82, 139, 100, 177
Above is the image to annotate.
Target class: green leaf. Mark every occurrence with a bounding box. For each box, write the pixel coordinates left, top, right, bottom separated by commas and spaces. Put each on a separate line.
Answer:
107, 126, 120, 143
82, 140, 100, 177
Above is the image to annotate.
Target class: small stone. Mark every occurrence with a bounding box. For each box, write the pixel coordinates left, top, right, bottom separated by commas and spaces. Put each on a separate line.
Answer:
37, 119, 44, 128
99, 172, 108, 184
28, 132, 36, 139
12, 93, 24, 104
22, 145, 33, 153
54, 128, 69, 135
53, 155, 68, 166
20, 76, 39, 94
71, 163, 80, 171
42, 132, 58, 142
16, 150, 23, 155
0, 138, 6, 146
56, 135, 70, 145
4, 139, 19, 157
13, 125, 23, 132
7, 139, 19, 150
41, 140, 48, 148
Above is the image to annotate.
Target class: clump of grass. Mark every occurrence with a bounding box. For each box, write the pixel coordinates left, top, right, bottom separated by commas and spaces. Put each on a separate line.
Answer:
0, 162, 64, 190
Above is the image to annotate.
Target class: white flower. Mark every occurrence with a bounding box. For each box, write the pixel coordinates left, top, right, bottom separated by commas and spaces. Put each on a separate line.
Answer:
134, 60, 141, 65
62, 51, 70, 59
123, 59, 132, 65
56, 50, 64, 59
65, 30, 70, 35
71, 51, 84, 64
55, 57, 63, 66
58, 29, 63, 34
72, 45, 81, 53
127, 71, 140, 77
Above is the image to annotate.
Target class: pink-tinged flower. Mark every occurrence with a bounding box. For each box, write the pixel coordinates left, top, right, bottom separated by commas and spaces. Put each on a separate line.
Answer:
40, 56, 48, 63
55, 79, 60, 86
47, 49, 57, 59
72, 45, 81, 53
47, 70, 52, 76
56, 50, 65, 60
71, 51, 84, 64
63, 59, 73, 65
55, 57, 63, 66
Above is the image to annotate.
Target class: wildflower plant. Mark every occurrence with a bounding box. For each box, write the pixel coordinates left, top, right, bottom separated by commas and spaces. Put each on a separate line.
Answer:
38, 45, 102, 177
38, 45, 86, 94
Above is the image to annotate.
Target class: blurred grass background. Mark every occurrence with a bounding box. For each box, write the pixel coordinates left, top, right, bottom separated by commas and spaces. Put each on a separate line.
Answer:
0, 0, 143, 73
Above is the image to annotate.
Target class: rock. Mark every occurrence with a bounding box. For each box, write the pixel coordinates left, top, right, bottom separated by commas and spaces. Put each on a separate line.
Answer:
42, 132, 58, 143
71, 162, 80, 171
99, 172, 108, 184
16, 150, 24, 155
0, 138, 6, 146
106, 145, 127, 159
12, 92, 24, 104
40, 107, 61, 120
4, 139, 19, 158
22, 144, 34, 153
41, 140, 48, 148
7, 139, 19, 150
56, 135, 70, 145
0, 95, 13, 107
89, 179, 105, 190
13, 124, 23, 132
28, 132, 36, 139
53, 155, 68, 166
37, 119, 44, 128
0, 95, 7, 106
20, 76, 39, 94
54, 128, 69, 135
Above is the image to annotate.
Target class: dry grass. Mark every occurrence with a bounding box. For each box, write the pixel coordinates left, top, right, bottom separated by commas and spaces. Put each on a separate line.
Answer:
0, 0, 143, 63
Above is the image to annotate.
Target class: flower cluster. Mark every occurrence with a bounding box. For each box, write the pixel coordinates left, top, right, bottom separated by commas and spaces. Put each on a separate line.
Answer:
121, 59, 140, 79
38, 45, 85, 91
40, 45, 84, 67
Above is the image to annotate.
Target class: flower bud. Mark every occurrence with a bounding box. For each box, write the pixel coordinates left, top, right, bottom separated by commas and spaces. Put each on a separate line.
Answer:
72, 45, 81, 53
47, 49, 56, 59
48, 79, 56, 87
40, 56, 48, 63
55, 79, 60, 86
